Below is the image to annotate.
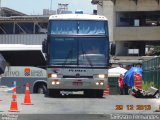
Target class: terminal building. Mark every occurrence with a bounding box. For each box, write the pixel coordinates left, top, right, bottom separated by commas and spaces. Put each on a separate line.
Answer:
0, 16, 48, 45
92, 0, 160, 65
0, 5, 72, 45
0, 7, 48, 67
0, 6, 73, 67
0, 7, 48, 45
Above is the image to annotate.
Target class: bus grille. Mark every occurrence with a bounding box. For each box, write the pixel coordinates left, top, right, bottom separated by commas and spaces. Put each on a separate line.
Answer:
63, 76, 93, 78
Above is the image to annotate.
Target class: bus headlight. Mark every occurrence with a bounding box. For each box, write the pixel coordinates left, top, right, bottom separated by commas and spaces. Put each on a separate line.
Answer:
98, 74, 107, 79
48, 73, 57, 78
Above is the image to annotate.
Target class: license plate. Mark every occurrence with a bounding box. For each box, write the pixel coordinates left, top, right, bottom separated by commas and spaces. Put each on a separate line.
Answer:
72, 80, 83, 86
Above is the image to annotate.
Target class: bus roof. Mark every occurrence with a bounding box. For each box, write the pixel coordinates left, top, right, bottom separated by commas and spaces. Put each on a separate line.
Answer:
0, 44, 42, 51
49, 14, 107, 21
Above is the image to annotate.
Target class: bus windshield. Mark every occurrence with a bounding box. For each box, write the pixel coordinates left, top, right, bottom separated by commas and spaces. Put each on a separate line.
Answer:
48, 20, 107, 35
48, 37, 109, 67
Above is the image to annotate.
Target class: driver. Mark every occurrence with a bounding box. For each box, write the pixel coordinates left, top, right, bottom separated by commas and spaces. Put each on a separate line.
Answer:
86, 46, 100, 54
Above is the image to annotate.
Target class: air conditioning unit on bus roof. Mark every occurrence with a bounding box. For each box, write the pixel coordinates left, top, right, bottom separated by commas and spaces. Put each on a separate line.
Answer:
75, 10, 83, 14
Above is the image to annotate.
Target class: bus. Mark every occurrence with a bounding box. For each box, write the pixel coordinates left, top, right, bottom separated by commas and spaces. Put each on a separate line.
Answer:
0, 44, 47, 94
43, 14, 110, 97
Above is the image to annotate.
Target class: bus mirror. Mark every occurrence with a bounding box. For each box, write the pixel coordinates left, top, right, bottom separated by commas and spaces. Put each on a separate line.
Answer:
42, 39, 48, 54
110, 43, 116, 56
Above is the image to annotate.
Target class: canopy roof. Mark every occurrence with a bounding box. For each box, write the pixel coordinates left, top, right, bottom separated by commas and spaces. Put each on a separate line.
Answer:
108, 67, 127, 77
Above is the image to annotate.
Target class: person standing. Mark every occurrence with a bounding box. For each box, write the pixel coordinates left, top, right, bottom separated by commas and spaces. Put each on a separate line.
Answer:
118, 74, 124, 95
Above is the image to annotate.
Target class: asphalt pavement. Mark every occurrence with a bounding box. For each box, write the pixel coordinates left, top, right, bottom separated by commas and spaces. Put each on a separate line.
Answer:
0, 91, 160, 120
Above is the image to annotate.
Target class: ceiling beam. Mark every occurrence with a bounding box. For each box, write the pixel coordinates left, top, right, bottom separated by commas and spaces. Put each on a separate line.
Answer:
91, 0, 103, 6
156, 0, 159, 4
111, 0, 116, 5
132, 0, 138, 5
98, 1, 103, 6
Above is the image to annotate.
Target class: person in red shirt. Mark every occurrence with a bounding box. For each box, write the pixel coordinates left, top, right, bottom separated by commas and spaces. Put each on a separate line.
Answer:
118, 74, 124, 95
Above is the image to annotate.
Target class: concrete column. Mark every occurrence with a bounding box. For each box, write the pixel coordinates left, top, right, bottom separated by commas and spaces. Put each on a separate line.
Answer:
96, 1, 114, 42
102, 1, 114, 42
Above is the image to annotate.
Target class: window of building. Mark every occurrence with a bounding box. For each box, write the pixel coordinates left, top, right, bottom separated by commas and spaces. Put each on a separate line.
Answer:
116, 11, 160, 27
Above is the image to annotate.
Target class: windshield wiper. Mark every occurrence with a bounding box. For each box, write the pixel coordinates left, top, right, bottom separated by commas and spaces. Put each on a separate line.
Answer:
81, 46, 93, 67
83, 53, 93, 67
63, 49, 73, 66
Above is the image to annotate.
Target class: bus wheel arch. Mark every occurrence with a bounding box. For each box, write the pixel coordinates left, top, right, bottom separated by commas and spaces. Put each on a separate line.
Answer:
33, 81, 47, 94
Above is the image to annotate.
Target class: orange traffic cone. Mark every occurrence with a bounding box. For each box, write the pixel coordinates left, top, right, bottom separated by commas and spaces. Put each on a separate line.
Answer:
103, 85, 109, 96
9, 88, 19, 112
22, 83, 33, 105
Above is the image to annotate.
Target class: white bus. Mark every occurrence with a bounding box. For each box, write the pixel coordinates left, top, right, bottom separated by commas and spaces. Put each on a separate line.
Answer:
43, 14, 110, 97
0, 44, 47, 94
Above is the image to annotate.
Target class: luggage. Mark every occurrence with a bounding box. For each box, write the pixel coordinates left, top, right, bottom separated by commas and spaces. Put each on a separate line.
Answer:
132, 87, 159, 98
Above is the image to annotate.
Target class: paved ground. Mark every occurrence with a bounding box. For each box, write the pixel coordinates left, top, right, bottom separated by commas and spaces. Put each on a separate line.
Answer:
0, 92, 159, 114
0, 91, 160, 120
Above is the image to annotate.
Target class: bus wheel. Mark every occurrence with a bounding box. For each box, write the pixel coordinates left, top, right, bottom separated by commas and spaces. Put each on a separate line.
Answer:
84, 90, 90, 97
84, 90, 95, 98
84, 90, 104, 98
48, 89, 60, 97
37, 84, 47, 94
53, 90, 60, 97
95, 90, 104, 98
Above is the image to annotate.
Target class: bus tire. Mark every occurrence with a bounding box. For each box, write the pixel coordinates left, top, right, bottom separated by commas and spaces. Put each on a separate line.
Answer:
48, 89, 60, 97
37, 84, 47, 94
84, 90, 98, 98
47, 89, 52, 97
95, 90, 104, 98
84, 90, 92, 98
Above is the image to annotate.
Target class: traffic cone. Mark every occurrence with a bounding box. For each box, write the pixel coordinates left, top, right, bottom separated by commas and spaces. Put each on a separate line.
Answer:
103, 85, 109, 96
9, 88, 19, 112
22, 83, 33, 105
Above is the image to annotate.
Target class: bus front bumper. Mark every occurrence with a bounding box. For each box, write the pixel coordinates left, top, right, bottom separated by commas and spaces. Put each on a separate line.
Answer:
47, 78, 108, 90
